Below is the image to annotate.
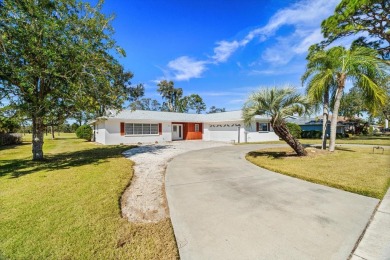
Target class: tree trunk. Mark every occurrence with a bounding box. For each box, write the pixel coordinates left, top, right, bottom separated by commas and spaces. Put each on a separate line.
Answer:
51, 125, 55, 139
32, 115, 44, 160
321, 91, 329, 150
273, 121, 307, 156
329, 76, 345, 152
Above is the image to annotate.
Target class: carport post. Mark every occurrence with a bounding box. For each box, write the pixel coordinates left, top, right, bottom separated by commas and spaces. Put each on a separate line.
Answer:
237, 126, 240, 143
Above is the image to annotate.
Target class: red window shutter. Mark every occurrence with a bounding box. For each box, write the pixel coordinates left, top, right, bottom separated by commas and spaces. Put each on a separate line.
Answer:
256, 122, 260, 132
120, 122, 125, 136
159, 123, 162, 135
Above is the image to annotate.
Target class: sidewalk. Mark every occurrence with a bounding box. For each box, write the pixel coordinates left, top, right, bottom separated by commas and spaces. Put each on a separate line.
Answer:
351, 188, 390, 260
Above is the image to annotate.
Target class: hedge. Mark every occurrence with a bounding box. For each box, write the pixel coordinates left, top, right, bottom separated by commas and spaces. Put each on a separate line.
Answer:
0, 133, 23, 146
76, 125, 93, 141
286, 122, 302, 138
301, 130, 349, 139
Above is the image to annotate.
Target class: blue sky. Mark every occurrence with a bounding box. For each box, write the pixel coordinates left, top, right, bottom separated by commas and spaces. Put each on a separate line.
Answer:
100, 0, 343, 111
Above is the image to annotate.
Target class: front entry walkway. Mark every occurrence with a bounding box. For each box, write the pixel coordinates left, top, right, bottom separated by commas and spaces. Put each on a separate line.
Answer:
165, 145, 378, 259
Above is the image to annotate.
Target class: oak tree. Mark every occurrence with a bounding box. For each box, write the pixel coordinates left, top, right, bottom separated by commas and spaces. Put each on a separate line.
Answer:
0, 0, 132, 160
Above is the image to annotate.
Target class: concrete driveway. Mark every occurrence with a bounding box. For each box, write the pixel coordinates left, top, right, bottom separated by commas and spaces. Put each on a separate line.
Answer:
165, 144, 379, 260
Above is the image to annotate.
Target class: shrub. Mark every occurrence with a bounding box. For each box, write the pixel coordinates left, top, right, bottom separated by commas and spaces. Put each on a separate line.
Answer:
286, 122, 302, 139
76, 125, 93, 141
0, 133, 23, 146
301, 130, 322, 139
368, 126, 374, 135
336, 133, 349, 139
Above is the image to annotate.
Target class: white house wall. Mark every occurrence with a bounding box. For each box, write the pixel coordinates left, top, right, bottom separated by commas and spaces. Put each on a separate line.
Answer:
203, 121, 279, 143
95, 121, 106, 144
246, 132, 279, 142
245, 122, 279, 142
93, 118, 279, 145
203, 121, 244, 142
102, 119, 172, 145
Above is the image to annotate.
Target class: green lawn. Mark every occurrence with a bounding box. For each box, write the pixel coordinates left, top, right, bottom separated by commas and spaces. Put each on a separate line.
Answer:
246, 146, 390, 199
299, 135, 390, 146
0, 134, 178, 259
245, 134, 390, 146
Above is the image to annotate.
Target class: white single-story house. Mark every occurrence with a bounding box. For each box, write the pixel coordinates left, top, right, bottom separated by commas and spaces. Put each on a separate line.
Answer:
89, 110, 279, 145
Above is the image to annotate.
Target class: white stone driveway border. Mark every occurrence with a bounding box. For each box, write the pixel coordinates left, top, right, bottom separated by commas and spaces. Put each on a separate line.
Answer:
121, 140, 231, 223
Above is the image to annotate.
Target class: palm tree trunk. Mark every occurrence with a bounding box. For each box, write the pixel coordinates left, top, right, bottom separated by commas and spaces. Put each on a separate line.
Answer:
321, 91, 329, 150
273, 122, 307, 156
329, 78, 345, 152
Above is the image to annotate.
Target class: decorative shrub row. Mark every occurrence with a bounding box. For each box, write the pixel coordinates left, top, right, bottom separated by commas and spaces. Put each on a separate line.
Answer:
0, 133, 23, 146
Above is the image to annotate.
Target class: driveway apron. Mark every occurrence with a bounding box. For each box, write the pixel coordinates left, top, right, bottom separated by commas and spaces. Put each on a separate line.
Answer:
165, 144, 379, 260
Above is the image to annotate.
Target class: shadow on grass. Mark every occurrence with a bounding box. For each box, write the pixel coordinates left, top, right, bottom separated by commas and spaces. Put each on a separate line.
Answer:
247, 151, 299, 159
0, 142, 31, 151
335, 147, 356, 152
45, 136, 79, 140
0, 145, 137, 178
348, 135, 390, 140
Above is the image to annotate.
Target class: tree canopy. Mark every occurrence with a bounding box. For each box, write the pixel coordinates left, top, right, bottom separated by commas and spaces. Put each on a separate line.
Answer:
157, 80, 206, 113
207, 106, 226, 114
321, 0, 390, 59
0, 0, 132, 160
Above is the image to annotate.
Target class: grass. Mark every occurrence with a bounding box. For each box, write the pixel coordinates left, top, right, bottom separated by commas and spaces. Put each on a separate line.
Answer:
299, 135, 390, 146
0, 134, 178, 259
242, 134, 390, 146
246, 146, 390, 199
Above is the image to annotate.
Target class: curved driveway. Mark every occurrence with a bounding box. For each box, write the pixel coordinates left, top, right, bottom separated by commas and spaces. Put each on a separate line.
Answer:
165, 144, 379, 260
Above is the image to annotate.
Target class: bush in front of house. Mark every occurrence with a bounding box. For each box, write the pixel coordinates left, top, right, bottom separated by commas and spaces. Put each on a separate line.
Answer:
0, 133, 23, 146
301, 130, 322, 139
336, 133, 349, 139
76, 125, 92, 141
286, 122, 302, 139
301, 130, 349, 139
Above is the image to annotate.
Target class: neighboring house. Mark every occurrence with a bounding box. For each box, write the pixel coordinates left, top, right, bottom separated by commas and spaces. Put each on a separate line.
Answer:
89, 110, 279, 145
286, 116, 346, 135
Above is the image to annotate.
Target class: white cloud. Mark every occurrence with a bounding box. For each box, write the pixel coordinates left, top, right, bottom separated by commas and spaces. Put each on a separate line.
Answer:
211, 0, 339, 67
212, 40, 240, 63
160, 0, 340, 80
262, 42, 295, 65
167, 56, 208, 81
260, 0, 339, 34
293, 29, 324, 54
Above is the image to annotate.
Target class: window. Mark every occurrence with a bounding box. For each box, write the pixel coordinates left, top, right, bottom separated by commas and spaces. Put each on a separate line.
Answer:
125, 123, 159, 135
260, 123, 268, 131
195, 124, 200, 132
257, 123, 270, 132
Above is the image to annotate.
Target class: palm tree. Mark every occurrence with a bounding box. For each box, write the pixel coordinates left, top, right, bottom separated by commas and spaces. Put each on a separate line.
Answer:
302, 45, 337, 150
243, 86, 310, 156
302, 46, 387, 152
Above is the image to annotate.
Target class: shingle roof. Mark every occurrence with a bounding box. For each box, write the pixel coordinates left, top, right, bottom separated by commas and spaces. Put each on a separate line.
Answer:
98, 109, 270, 123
